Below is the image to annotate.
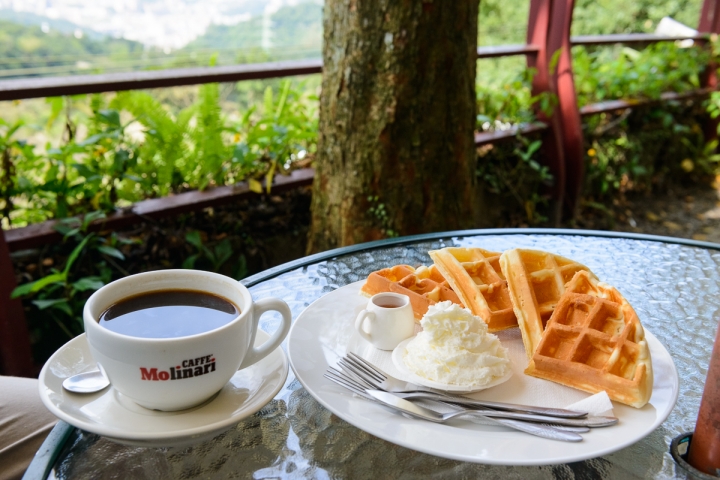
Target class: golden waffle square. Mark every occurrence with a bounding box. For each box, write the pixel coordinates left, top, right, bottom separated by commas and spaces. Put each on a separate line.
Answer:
525, 271, 653, 408
360, 264, 462, 320
500, 248, 596, 358
428, 247, 516, 332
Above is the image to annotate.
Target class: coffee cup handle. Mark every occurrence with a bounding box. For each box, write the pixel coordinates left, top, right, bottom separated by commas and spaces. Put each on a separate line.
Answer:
238, 297, 292, 370
354, 310, 375, 343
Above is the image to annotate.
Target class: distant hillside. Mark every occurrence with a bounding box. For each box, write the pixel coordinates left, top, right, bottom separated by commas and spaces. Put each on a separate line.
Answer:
184, 2, 321, 62
0, 9, 104, 39
0, 20, 148, 78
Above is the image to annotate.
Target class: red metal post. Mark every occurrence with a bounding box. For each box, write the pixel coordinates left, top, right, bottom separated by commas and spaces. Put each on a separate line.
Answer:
546, 0, 584, 219
699, 0, 720, 34
687, 321, 720, 474
0, 229, 34, 376
527, 0, 566, 224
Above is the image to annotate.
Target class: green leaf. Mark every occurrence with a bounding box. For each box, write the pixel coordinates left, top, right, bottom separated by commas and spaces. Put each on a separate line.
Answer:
46, 97, 65, 128
263, 86, 274, 116
72, 277, 105, 292
81, 211, 105, 231
182, 254, 199, 269
78, 133, 107, 147
275, 80, 291, 120
72, 163, 98, 178
185, 230, 203, 249
54, 223, 79, 238
213, 239, 233, 270
11, 272, 66, 298
63, 234, 94, 276
97, 245, 125, 260
33, 298, 69, 310
98, 109, 122, 128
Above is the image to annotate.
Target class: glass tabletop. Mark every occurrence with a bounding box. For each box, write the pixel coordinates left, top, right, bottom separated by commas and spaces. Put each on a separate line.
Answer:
29, 229, 720, 479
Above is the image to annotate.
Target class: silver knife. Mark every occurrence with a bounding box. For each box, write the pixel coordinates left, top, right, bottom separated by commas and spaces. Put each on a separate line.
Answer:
372, 391, 616, 427
367, 389, 583, 442
394, 390, 590, 419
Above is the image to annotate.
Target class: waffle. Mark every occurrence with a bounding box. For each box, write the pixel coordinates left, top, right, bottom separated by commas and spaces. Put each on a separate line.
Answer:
500, 248, 596, 358
428, 247, 516, 332
525, 271, 653, 408
360, 264, 462, 320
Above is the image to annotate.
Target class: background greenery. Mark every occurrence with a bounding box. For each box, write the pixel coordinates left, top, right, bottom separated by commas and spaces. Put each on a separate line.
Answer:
1, 0, 717, 364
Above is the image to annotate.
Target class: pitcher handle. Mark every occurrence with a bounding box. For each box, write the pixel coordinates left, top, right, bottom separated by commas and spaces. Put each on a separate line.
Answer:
354, 309, 375, 343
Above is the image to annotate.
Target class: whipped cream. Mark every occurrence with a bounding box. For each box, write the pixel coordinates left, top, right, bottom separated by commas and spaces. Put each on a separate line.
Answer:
403, 301, 510, 387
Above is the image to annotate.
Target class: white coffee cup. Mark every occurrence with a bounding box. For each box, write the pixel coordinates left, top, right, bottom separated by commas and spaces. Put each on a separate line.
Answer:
83, 269, 292, 411
354, 293, 415, 350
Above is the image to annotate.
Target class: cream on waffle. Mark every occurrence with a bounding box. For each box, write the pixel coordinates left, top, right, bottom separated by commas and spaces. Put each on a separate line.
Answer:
499, 248, 596, 358
360, 264, 462, 320
525, 270, 653, 408
428, 247, 516, 332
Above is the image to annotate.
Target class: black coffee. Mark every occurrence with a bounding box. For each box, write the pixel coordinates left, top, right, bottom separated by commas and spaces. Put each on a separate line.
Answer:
99, 290, 239, 338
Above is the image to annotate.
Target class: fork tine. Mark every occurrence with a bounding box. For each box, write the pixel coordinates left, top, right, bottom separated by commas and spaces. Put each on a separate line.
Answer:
340, 354, 383, 382
347, 352, 387, 380
328, 366, 374, 390
334, 363, 377, 390
326, 369, 369, 392
338, 359, 383, 388
323, 372, 372, 400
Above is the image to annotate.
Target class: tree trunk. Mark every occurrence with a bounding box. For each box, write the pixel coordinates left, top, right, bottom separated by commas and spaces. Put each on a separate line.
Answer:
307, 0, 483, 253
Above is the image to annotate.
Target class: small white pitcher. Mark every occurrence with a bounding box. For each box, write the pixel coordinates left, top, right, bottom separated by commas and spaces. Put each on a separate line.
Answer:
355, 293, 415, 350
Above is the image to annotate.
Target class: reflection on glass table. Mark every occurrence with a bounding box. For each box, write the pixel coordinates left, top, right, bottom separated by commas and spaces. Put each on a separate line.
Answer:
28, 229, 720, 479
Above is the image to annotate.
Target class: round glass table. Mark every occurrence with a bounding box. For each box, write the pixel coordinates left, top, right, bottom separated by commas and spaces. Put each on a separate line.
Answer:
26, 229, 720, 479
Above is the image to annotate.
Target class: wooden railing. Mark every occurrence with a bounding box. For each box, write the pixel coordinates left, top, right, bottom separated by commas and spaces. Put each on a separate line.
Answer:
1, 0, 720, 376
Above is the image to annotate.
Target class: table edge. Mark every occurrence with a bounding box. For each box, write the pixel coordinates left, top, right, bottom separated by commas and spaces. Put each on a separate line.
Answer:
22, 421, 74, 480
242, 228, 720, 287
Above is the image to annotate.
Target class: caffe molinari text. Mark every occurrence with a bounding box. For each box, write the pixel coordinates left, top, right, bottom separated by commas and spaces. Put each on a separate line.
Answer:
140, 354, 217, 381
99, 289, 240, 338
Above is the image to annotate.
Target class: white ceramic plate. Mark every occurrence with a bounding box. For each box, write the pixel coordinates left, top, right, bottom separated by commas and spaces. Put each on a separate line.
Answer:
287, 281, 680, 466
39, 330, 288, 448
390, 337, 513, 393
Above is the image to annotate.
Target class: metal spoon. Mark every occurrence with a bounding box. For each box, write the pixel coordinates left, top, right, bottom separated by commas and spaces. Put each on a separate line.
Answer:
62, 364, 110, 393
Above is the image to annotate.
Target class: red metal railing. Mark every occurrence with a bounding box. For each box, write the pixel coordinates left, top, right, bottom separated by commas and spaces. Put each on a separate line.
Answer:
1, 1, 719, 376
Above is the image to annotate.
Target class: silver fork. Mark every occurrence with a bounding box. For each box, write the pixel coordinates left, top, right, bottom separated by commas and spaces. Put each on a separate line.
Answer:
343, 352, 589, 419
323, 370, 583, 442
325, 367, 616, 429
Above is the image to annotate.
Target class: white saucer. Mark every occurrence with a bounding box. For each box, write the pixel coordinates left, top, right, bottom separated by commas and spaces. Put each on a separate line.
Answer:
390, 337, 513, 393
39, 330, 288, 448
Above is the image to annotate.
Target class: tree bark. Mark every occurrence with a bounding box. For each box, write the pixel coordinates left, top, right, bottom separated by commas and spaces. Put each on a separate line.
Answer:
307, 0, 484, 253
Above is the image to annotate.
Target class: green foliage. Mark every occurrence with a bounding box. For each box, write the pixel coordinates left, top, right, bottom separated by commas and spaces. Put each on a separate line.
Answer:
477, 0, 529, 46
0, 80, 317, 227
182, 230, 247, 279
476, 65, 556, 129
477, 136, 553, 224
565, 40, 716, 211
583, 103, 709, 203
110, 90, 189, 196
232, 82, 318, 192
10, 211, 131, 339
477, 0, 704, 46
573, 42, 710, 107
474, 39, 714, 222
571, 0, 702, 36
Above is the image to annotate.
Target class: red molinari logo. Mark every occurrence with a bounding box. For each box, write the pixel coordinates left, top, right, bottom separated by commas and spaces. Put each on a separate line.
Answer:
139, 354, 216, 381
